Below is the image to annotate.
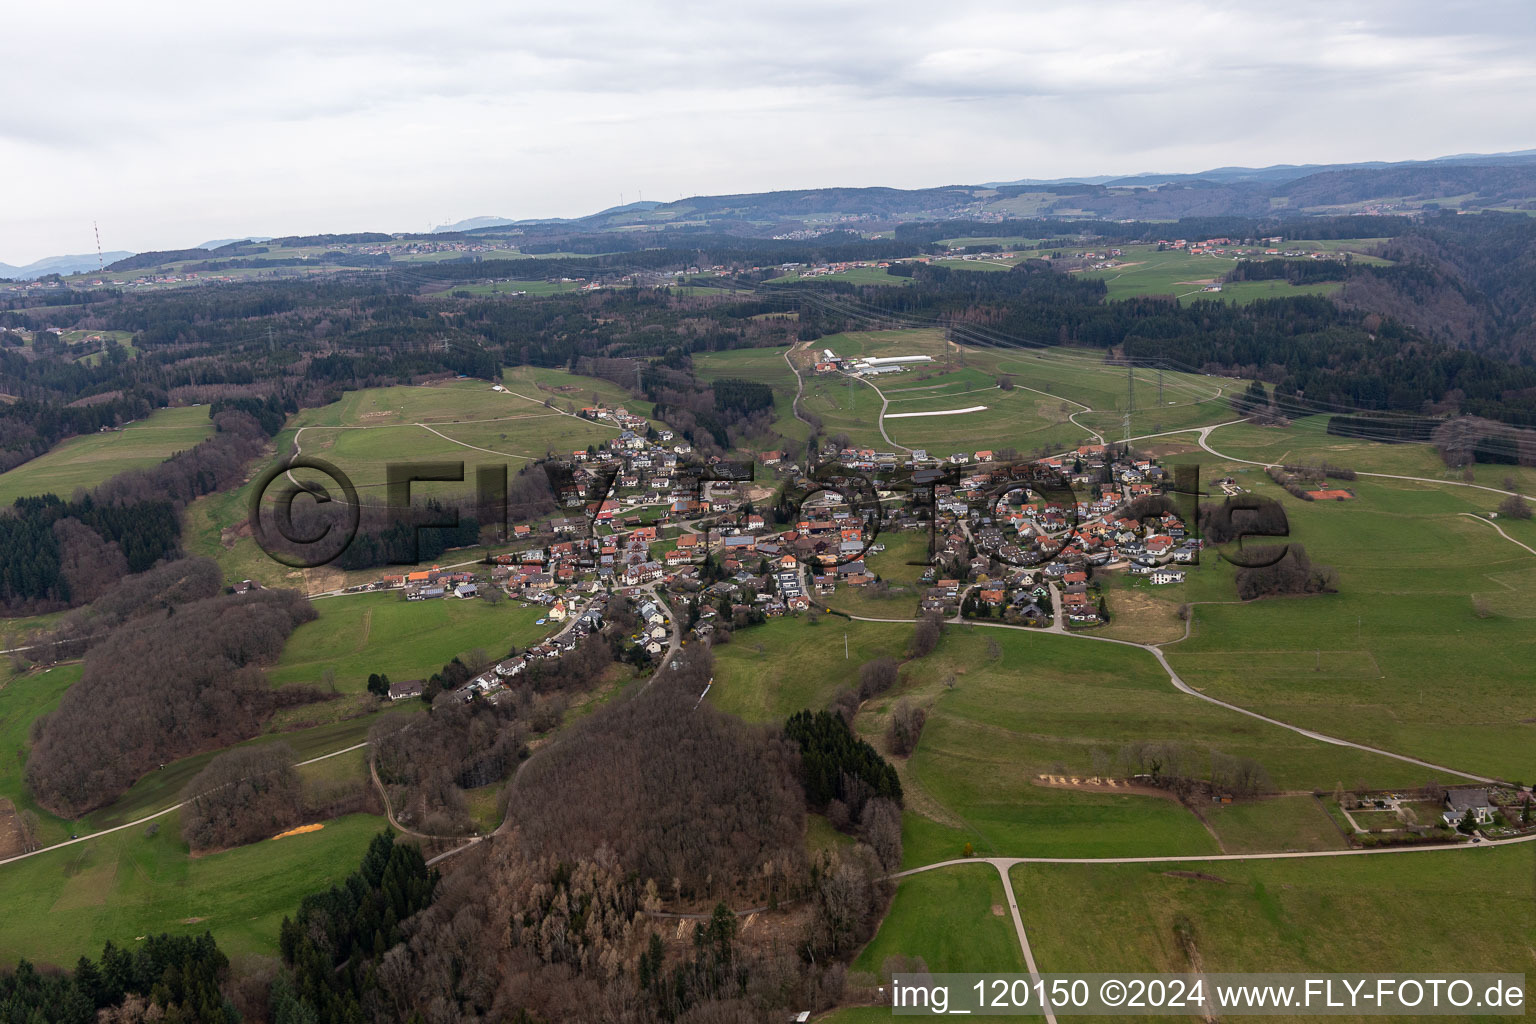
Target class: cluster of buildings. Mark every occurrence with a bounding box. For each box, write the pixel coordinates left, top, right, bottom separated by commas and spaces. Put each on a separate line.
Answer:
356, 420, 1202, 673
812, 350, 935, 376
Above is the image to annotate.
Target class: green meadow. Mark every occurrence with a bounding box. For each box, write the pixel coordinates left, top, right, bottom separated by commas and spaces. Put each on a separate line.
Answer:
501, 364, 659, 424
854, 863, 1025, 976
0, 663, 84, 846
882, 628, 1436, 864
183, 379, 618, 590
767, 266, 913, 286
799, 373, 890, 449
1071, 243, 1350, 304
0, 810, 388, 967
268, 590, 556, 693
0, 406, 213, 506
711, 613, 1446, 870
690, 345, 811, 443
288, 380, 615, 494
86, 712, 410, 832
957, 344, 1235, 441
1167, 473, 1536, 781
707, 617, 914, 723
1205, 415, 1536, 495
876, 366, 1079, 453
437, 279, 585, 297
1013, 846, 1535, 1002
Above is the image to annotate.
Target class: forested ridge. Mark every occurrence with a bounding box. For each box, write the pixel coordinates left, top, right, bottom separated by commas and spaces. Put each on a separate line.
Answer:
26, 587, 319, 816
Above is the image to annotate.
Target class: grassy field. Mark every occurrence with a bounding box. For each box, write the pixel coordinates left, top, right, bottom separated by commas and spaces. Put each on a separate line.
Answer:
714, 614, 1442, 869
820, 530, 931, 619
930, 257, 1023, 272
1013, 845, 1535, 1005
875, 366, 1079, 453
437, 279, 585, 297
85, 710, 412, 832
943, 344, 1236, 443
1205, 415, 1536, 495
884, 626, 1426, 865
0, 663, 84, 846
183, 378, 618, 590
816, 329, 951, 361
0, 406, 213, 506
708, 617, 914, 723
501, 364, 658, 424
689, 345, 811, 443
1201, 795, 1350, 853
854, 863, 1025, 976
289, 381, 615, 495
799, 373, 891, 449
792, 328, 1094, 453
0, 810, 388, 966
268, 591, 556, 693
1072, 244, 1348, 304
1167, 472, 1536, 781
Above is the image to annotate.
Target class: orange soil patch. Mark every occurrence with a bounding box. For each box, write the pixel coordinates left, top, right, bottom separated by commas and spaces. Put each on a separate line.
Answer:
271, 823, 324, 840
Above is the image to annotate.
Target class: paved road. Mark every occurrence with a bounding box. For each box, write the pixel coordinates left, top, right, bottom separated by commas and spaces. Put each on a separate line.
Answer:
0, 741, 370, 868
896, 829, 1536, 876
1458, 512, 1536, 555
990, 859, 1058, 1024
782, 342, 812, 431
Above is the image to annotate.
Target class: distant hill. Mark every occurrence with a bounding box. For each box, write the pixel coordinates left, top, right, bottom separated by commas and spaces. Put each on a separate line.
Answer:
986, 149, 1536, 189
21, 148, 1535, 278
0, 252, 134, 279
432, 202, 662, 233
195, 236, 273, 249
431, 216, 522, 233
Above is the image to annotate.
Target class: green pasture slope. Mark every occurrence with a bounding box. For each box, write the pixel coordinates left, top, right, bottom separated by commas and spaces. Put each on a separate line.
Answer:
0, 663, 83, 846
690, 346, 811, 443
709, 613, 1451, 873
0, 406, 213, 506
183, 378, 619, 588
268, 591, 557, 692
0, 811, 387, 967
800, 332, 1237, 446
1014, 847, 1534, 1000
877, 366, 1080, 453
1071, 243, 1348, 303
854, 863, 1025, 976
708, 617, 914, 723
961, 344, 1236, 440
286, 379, 616, 492
1204, 414, 1536, 495
1166, 471, 1536, 781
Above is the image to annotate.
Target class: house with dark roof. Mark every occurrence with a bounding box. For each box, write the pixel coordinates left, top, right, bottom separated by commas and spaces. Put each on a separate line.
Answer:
1442, 788, 1495, 827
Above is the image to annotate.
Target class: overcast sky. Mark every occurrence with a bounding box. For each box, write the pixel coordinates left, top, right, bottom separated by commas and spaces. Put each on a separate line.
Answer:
4, 0, 1534, 265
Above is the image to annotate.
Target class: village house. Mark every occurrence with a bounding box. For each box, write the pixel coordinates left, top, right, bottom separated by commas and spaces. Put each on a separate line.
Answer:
1442, 788, 1496, 828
